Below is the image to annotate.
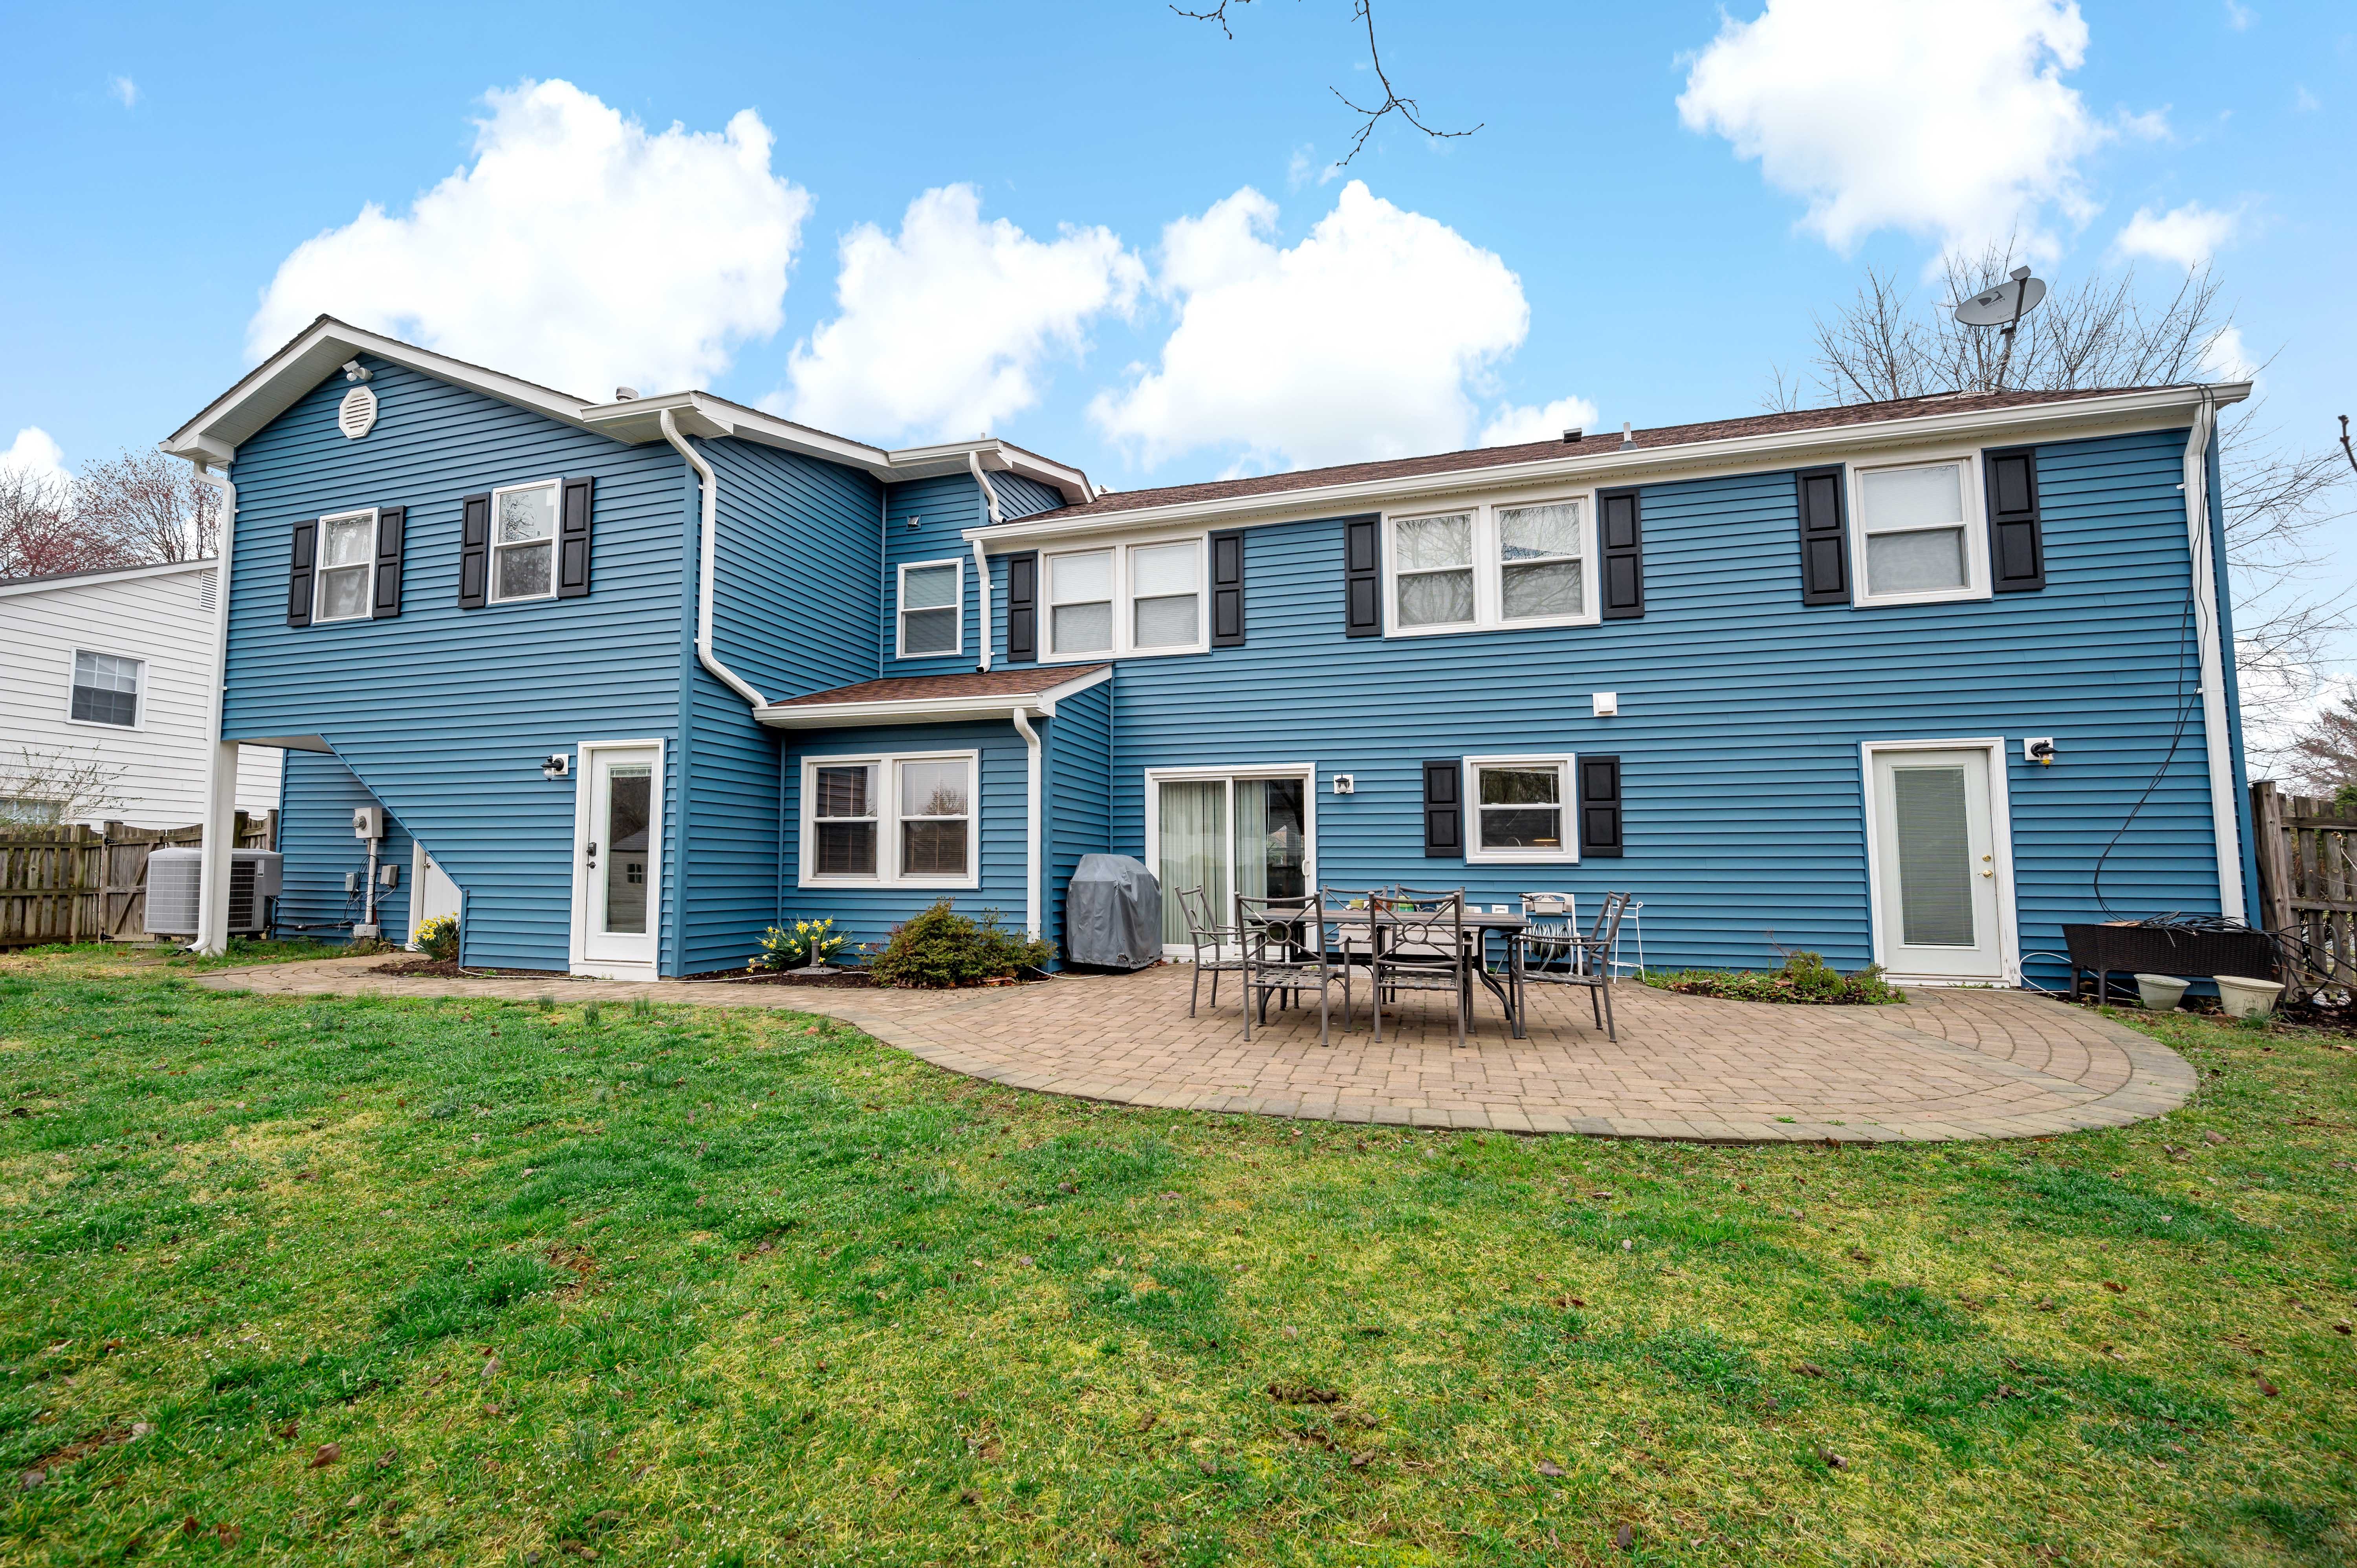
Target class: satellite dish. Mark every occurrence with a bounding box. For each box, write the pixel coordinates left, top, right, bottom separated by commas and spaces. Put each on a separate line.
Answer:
1954, 267, 2047, 328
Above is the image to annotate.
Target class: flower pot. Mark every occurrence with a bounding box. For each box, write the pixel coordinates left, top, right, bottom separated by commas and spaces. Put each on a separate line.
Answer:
2213, 975, 2283, 1020
2133, 973, 2190, 1011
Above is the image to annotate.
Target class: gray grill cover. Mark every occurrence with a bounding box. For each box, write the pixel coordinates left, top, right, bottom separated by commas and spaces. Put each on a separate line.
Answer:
1065, 854, 1161, 969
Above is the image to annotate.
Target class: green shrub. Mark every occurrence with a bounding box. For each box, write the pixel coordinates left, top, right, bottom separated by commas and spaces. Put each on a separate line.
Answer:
412, 914, 460, 962
751, 918, 850, 971
867, 899, 1051, 988
1641, 950, 1906, 1006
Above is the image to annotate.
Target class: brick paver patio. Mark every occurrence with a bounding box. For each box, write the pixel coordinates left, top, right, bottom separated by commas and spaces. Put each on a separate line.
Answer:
197, 954, 2193, 1143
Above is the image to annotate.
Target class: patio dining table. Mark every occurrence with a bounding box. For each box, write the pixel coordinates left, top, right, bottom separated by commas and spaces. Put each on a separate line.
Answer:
1316, 903, 1531, 1033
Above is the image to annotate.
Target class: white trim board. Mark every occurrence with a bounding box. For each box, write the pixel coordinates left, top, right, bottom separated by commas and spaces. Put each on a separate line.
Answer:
1142, 762, 1320, 957
1858, 737, 2021, 987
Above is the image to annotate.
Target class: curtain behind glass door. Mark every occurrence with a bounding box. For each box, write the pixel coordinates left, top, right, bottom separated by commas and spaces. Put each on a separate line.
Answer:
1159, 780, 1226, 946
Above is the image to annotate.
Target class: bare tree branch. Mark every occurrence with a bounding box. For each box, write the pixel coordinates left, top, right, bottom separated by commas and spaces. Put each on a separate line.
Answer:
74, 449, 218, 563
0, 746, 127, 826
1172, 0, 1480, 163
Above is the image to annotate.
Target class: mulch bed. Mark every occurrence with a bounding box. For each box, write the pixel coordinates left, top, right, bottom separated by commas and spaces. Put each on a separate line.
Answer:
370, 960, 571, 979
684, 969, 877, 989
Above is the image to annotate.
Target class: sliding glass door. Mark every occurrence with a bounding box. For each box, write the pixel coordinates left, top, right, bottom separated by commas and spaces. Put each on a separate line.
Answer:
1154, 771, 1311, 948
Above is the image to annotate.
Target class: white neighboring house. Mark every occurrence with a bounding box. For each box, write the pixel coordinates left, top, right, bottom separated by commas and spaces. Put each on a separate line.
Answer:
0, 559, 280, 827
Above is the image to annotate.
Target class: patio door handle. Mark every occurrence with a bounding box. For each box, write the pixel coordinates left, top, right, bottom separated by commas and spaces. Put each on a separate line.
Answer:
585, 841, 598, 865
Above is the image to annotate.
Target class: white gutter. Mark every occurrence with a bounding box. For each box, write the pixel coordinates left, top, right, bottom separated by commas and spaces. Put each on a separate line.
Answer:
2183, 388, 2244, 922
961, 382, 2256, 548
659, 407, 768, 708
1011, 707, 1042, 940
187, 459, 238, 956
968, 451, 1003, 671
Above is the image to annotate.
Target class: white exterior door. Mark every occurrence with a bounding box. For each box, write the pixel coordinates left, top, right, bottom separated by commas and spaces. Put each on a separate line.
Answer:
575, 742, 662, 976
1869, 746, 2005, 981
406, 846, 463, 946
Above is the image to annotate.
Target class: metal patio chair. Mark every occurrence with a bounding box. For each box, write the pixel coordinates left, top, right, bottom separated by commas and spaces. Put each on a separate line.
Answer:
1238, 893, 1338, 1046
1176, 884, 1243, 1018
1371, 888, 1468, 1047
1510, 889, 1631, 1041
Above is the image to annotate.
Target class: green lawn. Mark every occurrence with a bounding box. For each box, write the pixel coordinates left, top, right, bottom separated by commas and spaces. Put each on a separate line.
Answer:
2, 947, 2352, 1566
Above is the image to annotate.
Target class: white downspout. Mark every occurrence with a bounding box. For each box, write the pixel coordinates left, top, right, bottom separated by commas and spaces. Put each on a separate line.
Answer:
660, 408, 768, 709
1011, 707, 1041, 940
2183, 388, 2244, 921
968, 451, 1001, 672
188, 458, 239, 956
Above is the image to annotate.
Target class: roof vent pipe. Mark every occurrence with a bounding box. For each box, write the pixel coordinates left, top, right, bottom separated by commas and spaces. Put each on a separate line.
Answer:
1619, 421, 1634, 449
1562, 427, 1583, 443
615, 387, 639, 401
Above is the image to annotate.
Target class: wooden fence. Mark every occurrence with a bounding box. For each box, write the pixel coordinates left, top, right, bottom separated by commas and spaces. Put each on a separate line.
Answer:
2250, 781, 2357, 999
0, 812, 276, 949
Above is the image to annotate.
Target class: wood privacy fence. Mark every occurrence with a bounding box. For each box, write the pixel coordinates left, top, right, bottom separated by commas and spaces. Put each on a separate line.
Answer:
0, 812, 276, 949
2251, 782, 2357, 999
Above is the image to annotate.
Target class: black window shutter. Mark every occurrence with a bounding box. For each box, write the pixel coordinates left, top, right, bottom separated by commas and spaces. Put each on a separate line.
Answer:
1984, 446, 2045, 592
1004, 550, 1038, 663
557, 476, 594, 599
1422, 759, 1463, 857
1209, 528, 1246, 647
1343, 514, 1382, 637
370, 506, 406, 619
1795, 465, 1849, 605
1578, 755, 1623, 858
1598, 488, 1644, 619
458, 492, 491, 609
286, 520, 316, 627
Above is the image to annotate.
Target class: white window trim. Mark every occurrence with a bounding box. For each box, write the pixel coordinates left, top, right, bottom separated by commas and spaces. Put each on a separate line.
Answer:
1036, 533, 1209, 664
312, 506, 379, 625
488, 478, 563, 606
63, 647, 147, 732
799, 748, 982, 889
894, 557, 964, 660
1462, 753, 1580, 864
1847, 448, 1991, 609
1142, 762, 1320, 957
1857, 737, 2020, 985
1382, 489, 1598, 637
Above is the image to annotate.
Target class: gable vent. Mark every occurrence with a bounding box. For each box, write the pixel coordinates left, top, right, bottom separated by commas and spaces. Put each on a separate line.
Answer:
337, 384, 379, 440
199, 570, 217, 614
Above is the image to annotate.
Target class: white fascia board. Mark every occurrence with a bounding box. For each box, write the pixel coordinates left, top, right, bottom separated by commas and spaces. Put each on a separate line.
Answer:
753, 666, 1111, 731
887, 439, 1094, 504
582, 392, 896, 474
962, 383, 2254, 547
161, 317, 596, 461
0, 556, 219, 599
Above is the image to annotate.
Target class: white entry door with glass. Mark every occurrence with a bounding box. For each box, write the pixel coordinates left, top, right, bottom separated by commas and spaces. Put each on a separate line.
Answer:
577, 743, 662, 973
1151, 769, 1312, 951
1867, 745, 2008, 981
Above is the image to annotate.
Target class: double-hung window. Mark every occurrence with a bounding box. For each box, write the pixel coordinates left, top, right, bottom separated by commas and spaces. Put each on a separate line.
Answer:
1851, 456, 1987, 606
1463, 755, 1577, 863
802, 751, 977, 887
315, 509, 376, 622
898, 560, 962, 657
1043, 538, 1205, 659
490, 480, 559, 604
1386, 496, 1593, 634
69, 650, 143, 727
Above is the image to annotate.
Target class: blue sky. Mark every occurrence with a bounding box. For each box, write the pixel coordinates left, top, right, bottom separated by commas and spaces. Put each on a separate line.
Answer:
3, 1, 2350, 668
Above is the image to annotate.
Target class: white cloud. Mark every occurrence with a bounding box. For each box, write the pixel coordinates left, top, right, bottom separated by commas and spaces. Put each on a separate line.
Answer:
109, 76, 137, 109
2113, 200, 2239, 268
1480, 395, 1603, 448
2223, 0, 2256, 29
2, 428, 70, 486
1286, 145, 1341, 190
1089, 182, 1532, 471
2200, 324, 2257, 382
2293, 85, 2319, 113
1676, 0, 2121, 256
247, 79, 810, 397
777, 185, 1143, 443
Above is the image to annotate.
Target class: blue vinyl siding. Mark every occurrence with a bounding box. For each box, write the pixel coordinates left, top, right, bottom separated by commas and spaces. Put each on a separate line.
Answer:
682, 440, 888, 974
991, 471, 1067, 519
220, 354, 691, 971
990, 427, 2225, 984
779, 719, 1030, 955
883, 476, 987, 677
273, 748, 412, 942
1044, 677, 1114, 959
